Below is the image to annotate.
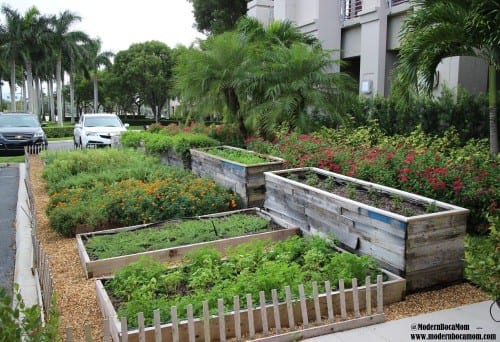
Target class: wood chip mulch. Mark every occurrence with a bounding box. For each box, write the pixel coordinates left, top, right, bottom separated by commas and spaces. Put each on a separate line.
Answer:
27, 155, 490, 341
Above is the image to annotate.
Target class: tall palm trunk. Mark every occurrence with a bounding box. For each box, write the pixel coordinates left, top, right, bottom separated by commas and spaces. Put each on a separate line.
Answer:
48, 79, 55, 122
70, 67, 76, 124
56, 55, 63, 127
488, 64, 498, 155
25, 60, 34, 114
34, 77, 40, 118
93, 73, 98, 113
9, 60, 16, 111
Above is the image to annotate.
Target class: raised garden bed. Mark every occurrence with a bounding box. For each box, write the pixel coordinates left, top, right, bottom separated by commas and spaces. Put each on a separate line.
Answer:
95, 235, 405, 341
158, 148, 191, 169
76, 208, 299, 278
263, 167, 469, 291
190, 146, 285, 208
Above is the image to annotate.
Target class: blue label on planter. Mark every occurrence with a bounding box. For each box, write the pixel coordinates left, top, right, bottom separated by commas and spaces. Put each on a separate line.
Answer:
223, 160, 245, 171
366, 210, 406, 230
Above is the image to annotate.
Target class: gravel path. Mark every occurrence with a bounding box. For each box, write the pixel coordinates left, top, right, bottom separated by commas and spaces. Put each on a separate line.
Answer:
28, 155, 490, 340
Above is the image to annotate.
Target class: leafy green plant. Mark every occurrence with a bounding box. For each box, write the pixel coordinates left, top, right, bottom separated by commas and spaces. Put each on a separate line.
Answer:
106, 235, 382, 328
204, 147, 271, 165
425, 201, 439, 214
0, 285, 60, 341
465, 215, 500, 300
84, 213, 273, 259
43, 149, 239, 236
345, 183, 357, 200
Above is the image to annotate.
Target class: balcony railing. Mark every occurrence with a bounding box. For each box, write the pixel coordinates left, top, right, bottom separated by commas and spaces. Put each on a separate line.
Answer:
341, 0, 409, 20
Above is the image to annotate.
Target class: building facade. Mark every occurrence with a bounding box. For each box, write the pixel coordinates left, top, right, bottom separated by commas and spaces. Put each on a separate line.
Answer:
247, 0, 489, 97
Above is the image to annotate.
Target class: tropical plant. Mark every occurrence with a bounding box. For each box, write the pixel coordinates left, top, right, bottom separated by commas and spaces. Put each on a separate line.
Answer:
87, 38, 114, 113
0, 5, 49, 113
395, 0, 499, 155
175, 18, 355, 138
174, 31, 252, 137
47, 10, 91, 126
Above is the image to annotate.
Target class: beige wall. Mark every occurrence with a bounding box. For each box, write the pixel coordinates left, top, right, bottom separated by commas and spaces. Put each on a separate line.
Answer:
248, 0, 488, 97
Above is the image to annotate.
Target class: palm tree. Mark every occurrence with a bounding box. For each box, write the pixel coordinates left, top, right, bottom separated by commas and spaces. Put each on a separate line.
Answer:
174, 31, 252, 137
87, 38, 114, 113
244, 43, 354, 137
1, 6, 51, 116
48, 10, 91, 126
395, 0, 499, 155
237, 17, 353, 137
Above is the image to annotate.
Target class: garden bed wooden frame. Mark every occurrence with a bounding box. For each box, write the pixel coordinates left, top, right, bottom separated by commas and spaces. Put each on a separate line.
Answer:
190, 146, 285, 208
76, 208, 299, 278
158, 148, 191, 169
96, 268, 404, 341
263, 167, 470, 291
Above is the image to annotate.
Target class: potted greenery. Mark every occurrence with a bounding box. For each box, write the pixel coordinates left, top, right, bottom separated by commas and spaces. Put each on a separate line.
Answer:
190, 146, 285, 207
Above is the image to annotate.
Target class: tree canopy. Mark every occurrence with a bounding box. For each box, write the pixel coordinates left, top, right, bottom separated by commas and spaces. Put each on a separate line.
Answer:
112, 41, 174, 117
187, 0, 247, 35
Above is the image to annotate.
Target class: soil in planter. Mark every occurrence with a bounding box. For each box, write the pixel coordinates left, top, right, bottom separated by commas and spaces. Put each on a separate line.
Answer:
104, 235, 383, 328
285, 170, 446, 217
84, 213, 281, 260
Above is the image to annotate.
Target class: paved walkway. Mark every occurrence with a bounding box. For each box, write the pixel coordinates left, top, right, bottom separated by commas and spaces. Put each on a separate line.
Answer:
305, 300, 499, 341
0, 164, 18, 297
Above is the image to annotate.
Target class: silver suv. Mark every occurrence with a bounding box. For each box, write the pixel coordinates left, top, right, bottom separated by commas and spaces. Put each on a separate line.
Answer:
74, 113, 129, 148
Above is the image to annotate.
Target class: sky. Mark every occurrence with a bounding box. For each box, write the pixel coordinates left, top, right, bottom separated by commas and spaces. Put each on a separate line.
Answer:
0, 0, 206, 54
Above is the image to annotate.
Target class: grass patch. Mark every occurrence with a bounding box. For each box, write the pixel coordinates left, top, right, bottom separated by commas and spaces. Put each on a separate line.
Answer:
0, 155, 25, 163
84, 213, 275, 259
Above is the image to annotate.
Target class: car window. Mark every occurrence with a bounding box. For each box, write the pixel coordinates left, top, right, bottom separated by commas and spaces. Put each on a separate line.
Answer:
0, 115, 40, 128
84, 116, 122, 127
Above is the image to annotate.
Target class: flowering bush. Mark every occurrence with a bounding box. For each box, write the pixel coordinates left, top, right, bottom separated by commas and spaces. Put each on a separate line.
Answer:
247, 126, 498, 234
43, 149, 239, 236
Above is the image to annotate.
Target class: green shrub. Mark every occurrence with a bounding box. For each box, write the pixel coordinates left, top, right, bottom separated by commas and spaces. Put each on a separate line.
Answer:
465, 215, 500, 300
0, 285, 59, 341
43, 126, 74, 139
43, 149, 239, 236
119, 131, 220, 155
246, 125, 499, 234
120, 131, 144, 148
352, 88, 489, 144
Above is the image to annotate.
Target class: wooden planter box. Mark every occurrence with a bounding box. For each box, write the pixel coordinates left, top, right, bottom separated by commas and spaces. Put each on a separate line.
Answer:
190, 146, 285, 208
158, 148, 191, 169
76, 208, 299, 278
263, 167, 469, 292
96, 259, 405, 342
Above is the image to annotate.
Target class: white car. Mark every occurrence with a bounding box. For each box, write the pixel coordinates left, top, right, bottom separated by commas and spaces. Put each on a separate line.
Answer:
74, 113, 129, 148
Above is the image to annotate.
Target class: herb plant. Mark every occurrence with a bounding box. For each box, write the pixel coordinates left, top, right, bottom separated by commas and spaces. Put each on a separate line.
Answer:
204, 148, 271, 165
106, 236, 382, 328
84, 214, 274, 259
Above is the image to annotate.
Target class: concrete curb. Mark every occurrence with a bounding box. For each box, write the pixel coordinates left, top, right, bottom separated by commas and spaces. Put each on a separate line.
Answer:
13, 163, 39, 308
